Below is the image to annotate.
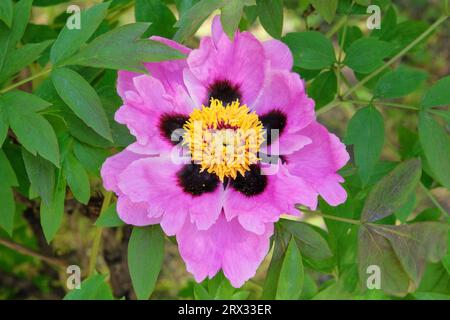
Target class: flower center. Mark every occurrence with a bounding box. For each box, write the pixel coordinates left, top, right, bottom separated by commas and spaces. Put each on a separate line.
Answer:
183, 99, 264, 182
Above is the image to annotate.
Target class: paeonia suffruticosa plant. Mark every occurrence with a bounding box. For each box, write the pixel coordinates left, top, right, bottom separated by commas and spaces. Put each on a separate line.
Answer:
0, 0, 449, 300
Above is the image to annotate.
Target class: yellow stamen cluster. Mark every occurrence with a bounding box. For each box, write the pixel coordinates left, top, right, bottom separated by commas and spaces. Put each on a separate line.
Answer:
183, 99, 264, 181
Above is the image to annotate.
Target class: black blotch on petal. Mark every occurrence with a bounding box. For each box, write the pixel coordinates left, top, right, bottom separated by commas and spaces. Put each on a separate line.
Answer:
177, 164, 219, 196
260, 110, 287, 145
207, 80, 242, 106
230, 165, 267, 196
159, 113, 189, 145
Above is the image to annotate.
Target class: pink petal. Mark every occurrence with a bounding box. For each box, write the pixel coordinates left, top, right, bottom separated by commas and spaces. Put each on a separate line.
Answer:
287, 121, 350, 206
116, 196, 161, 226
223, 162, 317, 233
100, 148, 146, 194
115, 75, 193, 154
117, 36, 190, 99
117, 157, 223, 235
187, 22, 266, 105
177, 214, 273, 288
263, 39, 294, 70
254, 69, 315, 154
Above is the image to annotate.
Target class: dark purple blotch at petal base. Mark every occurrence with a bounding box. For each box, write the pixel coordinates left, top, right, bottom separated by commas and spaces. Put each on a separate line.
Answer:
177, 164, 220, 196
207, 79, 242, 106
260, 110, 287, 145
230, 165, 267, 196
159, 113, 189, 145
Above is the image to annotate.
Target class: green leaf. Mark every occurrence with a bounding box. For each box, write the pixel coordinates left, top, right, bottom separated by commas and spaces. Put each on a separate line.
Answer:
52, 67, 112, 141
50, 2, 110, 64
371, 5, 396, 39
345, 105, 384, 184
358, 226, 410, 296
421, 76, 450, 109
0, 105, 8, 146
22, 149, 55, 205
221, 0, 244, 39
280, 220, 333, 261
0, 182, 15, 235
128, 225, 165, 300
40, 173, 66, 243
338, 25, 362, 51
0, 149, 18, 186
174, 0, 227, 43
309, 0, 338, 23
276, 238, 304, 300
0, 0, 13, 28
256, 0, 283, 39
64, 152, 90, 204
355, 0, 370, 5
64, 274, 114, 300
2, 91, 59, 166
360, 158, 422, 222
419, 111, 450, 190
0, 0, 33, 71
194, 284, 211, 300
214, 279, 236, 299
374, 66, 428, 99
73, 141, 108, 176
358, 222, 448, 296
135, 0, 177, 38
375, 222, 448, 288
381, 20, 427, 56
34, 0, 71, 6
0, 149, 17, 235
262, 228, 289, 299
307, 70, 337, 109
1, 89, 51, 112
95, 203, 125, 227
344, 38, 393, 74
231, 290, 250, 300
430, 110, 450, 124
0, 40, 53, 83
282, 32, 335, 70
61, 23, 185, 73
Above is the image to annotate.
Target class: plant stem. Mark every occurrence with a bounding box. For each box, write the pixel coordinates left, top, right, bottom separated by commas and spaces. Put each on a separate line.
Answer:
88, 191, 113, 276
317, 15, 448, 116
346, 99, 420, 111
335, 1, 353, 97
0, 67, 51, 94
420, 183, 448, 216
0, 238, 66, 268
282, 211, 361, 225
326, 16, 346, 38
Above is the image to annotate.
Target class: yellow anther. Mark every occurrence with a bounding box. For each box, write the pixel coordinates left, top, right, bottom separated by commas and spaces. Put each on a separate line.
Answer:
183, 99, 264, 181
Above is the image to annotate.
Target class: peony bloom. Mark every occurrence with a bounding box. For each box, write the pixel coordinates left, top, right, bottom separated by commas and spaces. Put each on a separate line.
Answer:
101, 17, 349, 287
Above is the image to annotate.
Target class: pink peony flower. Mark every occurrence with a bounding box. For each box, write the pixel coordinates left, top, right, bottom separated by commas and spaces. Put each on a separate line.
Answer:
101, 17, 349, 287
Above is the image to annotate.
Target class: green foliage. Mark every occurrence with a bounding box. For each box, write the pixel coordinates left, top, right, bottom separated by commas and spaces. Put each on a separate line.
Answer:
345, 105, 385, 184
419, 112, 450, 189
64, 274, 114, 300
344, 38, 393, 73
52, 67, 112, 141
128, 226, 165, 300
282, 31, 335, 69
361, 159, 422, 223
307, 70, 337, 109
276, 238, 304, 299
61, 23, 185, 72
0, 0, 449, 301
50, 2, 110, 64
95, 203, 125, 227
374, 66, 428, 99
256, 0, 284, 39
